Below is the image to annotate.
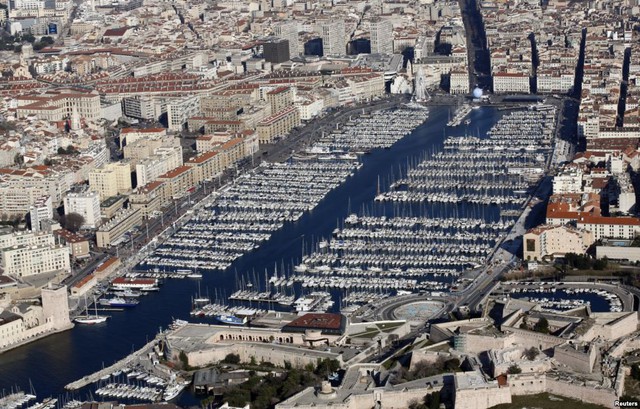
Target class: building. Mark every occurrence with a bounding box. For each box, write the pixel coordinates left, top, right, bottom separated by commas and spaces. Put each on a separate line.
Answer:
120, 127, 167, 149
129, 181, 166, 219
88, 162, 132, 201
450, 68, 470, 94
96, 207, 142, 248
0, 167, 70, 218
576, 215, 640, 240
0, 285, 73, 352
267, 86, 294, 114
256, 106, 300, 144
135, 146, 183, 187
54, 229, 90, 259
167, 95, 201, 131
369, 19, 393, 54
321, 19, 345, 56
263, 39, 290, 64
157, 166, 195, 200
29, 195, 53, 232
493, 72, 530, 94
273, 21, 299, 58
63, 191, 101, 229
523, 224, 594, 261
0, 231, 70, 278
15, 88, 102, 122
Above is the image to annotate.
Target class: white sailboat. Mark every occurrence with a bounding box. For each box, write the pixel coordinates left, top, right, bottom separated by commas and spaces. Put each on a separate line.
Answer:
75, 296, 109, 325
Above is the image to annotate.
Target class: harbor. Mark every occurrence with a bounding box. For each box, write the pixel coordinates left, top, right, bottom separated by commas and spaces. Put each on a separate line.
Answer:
0, 104, 556, 405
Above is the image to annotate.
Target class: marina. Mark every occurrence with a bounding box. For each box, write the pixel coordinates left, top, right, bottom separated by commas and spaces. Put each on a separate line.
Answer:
139, 106, 429, 274
0, 105, 534, 405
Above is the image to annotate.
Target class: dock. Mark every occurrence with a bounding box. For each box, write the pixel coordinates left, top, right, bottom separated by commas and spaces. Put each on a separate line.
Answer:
64, 338, 158, 390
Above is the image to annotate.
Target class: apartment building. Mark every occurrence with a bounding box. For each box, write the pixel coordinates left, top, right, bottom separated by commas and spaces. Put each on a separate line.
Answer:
88, 162, 132, 201
63, 191, 101, 229
157, 166, 195, 200
129, 181, 166, 219
267, 86, 294, 114
256, 106, 300, 144
0, 230, 70, 278
135, 145, 183, 187
370, 19, 393, 54
523, 224, 594, 261
15, 88, 102, 122
167, 95, 201, 131
96, 207, 142, 248
493, 72, 530, 94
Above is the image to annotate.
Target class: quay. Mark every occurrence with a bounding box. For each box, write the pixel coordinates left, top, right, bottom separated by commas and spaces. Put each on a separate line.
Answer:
64, 337, 158, 391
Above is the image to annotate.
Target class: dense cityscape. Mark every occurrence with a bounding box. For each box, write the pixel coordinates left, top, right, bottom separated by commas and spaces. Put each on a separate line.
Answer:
0, 0, 639, 407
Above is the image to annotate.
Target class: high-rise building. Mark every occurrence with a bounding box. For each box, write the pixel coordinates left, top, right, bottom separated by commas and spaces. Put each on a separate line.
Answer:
88, 162, 132, 201
321, 19, 345, 56
370, 19, 393, 54
263, 39, 290, 64
63, 191, 102, 229
274, 21, 299, 58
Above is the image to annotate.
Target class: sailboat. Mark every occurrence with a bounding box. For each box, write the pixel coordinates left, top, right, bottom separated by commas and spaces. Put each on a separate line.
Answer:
75, 296, 109, 325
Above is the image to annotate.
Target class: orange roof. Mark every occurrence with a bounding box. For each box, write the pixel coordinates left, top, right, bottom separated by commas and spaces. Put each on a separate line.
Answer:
187, 151, 220, 164
96, 256, 120, 272
72, 274, 95, 288
158, 165, 191, 180
578, 215, 640, 226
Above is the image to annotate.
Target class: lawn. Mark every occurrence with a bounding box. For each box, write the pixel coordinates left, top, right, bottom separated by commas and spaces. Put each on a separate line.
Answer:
492, 393, 608, 409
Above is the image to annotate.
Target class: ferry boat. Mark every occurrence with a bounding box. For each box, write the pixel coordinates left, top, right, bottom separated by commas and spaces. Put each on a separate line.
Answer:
215, 314, 246, 326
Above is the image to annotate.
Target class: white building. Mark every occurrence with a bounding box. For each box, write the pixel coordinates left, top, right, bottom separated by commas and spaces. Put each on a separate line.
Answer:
450, 68, 470, 94
523, 224, 594, 261
167, 95, 201, 132
321, 19, 345, 56
29, 195, 53, 232
493, 72, 530, 94
370, 19, 393, 54
274, 21, 299, 58
552, 167, 583, 194
537, 71, 574, 94
0, 231, 70, 278
63, 191, 101, 229
136, 145, 184, 187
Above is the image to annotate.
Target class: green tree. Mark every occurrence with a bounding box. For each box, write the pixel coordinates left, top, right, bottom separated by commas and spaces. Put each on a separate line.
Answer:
533, 317, 550, 334
507, 364, 522, 374
524, 347, 539, 361
222, 388, 250, 407
223, 353, 240, 364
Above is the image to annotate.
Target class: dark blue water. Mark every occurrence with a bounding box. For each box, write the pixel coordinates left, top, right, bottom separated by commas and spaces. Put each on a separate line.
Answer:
510, 290, 612, 312
0, 105, 502, 404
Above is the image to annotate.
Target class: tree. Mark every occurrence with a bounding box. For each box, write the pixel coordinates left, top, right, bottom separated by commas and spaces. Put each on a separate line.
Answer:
533, 317, 550, 334
524, 347, 539, 361
507, 364, 522, 374
223, 353, 240, 364
63, 212, 85, 232
631, 363, 640, 381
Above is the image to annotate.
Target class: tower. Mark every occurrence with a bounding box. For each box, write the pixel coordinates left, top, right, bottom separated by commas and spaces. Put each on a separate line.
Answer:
321, 19, 345, 56
370, 19, 393, 54
42, 285, 71, 330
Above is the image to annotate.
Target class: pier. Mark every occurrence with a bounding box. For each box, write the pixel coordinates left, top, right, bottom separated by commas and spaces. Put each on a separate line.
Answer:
64, 338, 158, 391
